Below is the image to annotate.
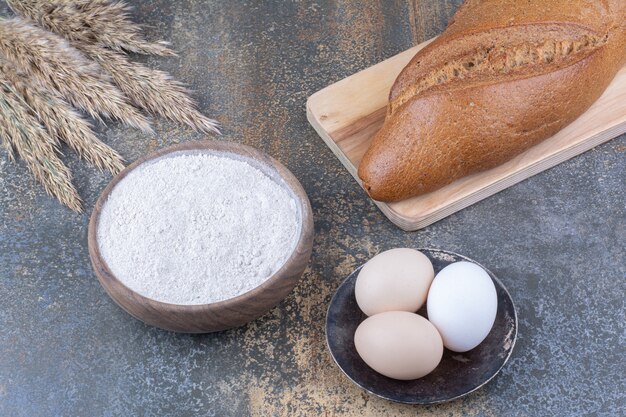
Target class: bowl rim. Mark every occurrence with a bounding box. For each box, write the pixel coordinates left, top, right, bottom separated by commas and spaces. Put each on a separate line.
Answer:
88, 140, 314, 313
325, 247, 518, 405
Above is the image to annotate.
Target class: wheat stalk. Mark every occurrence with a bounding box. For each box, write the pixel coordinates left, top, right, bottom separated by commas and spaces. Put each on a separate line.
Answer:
0, 17, 152, 133
0, 60, 125, 175
6, 0, 175, 56
0, 78, 82, 211
78, 42, 220, 134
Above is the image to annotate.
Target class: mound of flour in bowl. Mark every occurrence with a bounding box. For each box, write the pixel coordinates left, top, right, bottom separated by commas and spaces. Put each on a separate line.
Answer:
97, 151, 300, 305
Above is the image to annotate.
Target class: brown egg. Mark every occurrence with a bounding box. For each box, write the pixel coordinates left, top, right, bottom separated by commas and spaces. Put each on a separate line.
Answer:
355, 248, 434, 316
354, 311, 443, 380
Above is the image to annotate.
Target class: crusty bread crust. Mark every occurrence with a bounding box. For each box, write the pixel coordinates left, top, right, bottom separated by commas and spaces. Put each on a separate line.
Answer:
358, 0, 626, 202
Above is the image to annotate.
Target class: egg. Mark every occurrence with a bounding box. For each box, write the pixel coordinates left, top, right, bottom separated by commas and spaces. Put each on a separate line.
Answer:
355, 248, 434, 316
427, 261, 497, 352
354, 311, 443, 380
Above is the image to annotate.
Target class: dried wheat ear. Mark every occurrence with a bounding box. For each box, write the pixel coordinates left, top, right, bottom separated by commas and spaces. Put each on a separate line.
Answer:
78, 43, 220, 134
0, 60, 125, 175
0, 78, 82, 211
5, 0, 175, 56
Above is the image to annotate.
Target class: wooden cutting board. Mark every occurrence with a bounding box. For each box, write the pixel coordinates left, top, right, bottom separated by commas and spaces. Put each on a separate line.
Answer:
306, 38, 626, 231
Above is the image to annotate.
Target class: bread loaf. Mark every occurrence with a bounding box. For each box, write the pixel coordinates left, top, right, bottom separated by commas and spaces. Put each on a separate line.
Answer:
358, 0, 626, 202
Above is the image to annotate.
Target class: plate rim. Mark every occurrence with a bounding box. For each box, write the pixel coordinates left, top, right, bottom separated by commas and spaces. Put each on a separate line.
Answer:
325, 247, 518, 405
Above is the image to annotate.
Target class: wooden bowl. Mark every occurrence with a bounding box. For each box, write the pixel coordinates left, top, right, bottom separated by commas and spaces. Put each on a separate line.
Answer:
88, 141, 314, 333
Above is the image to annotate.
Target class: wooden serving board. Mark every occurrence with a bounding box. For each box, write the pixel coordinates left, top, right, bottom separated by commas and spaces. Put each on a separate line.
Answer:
307, 38, 626, 231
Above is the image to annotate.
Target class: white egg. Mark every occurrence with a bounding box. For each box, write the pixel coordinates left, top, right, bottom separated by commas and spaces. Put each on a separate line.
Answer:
426, 261, 497, 352
355, 248, 434, 316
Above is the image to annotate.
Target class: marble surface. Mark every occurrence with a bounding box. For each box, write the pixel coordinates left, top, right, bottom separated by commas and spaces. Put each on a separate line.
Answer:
0, 1, 624, 415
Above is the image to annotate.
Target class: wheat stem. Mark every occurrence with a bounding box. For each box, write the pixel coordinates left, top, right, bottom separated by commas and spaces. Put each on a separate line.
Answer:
0, 17, 152, 133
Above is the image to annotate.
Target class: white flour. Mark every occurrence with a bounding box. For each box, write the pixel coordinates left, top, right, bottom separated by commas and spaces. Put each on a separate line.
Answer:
97, 151, 300, 305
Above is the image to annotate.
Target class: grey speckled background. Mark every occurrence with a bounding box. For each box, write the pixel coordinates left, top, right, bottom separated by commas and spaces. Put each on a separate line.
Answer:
0, 1, 625, 416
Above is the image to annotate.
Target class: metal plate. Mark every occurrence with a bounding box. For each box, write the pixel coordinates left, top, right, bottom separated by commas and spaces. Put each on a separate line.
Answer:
325, 248, 517, 404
